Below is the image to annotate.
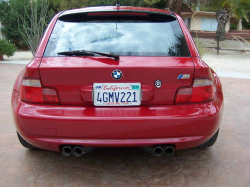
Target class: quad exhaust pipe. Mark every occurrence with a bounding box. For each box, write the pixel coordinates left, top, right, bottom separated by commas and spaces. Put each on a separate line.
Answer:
152, 145, 175, 157
164, 146, 175, 157
62, 145, 174, 157
153, 146, 164, 157
62, 146, 73, 157
61, 146, 86, 157
73, 146, 85, 157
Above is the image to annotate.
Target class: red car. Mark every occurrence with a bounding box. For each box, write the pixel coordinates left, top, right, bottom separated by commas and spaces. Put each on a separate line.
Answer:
11, 6, 223, 157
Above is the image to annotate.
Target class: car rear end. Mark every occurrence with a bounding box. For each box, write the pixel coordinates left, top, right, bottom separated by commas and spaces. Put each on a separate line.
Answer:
12, 7, 223, 155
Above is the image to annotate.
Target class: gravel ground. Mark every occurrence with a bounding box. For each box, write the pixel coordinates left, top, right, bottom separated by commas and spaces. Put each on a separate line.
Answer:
204, 53, 250, 73
1, 64, 250, 187
199, 39, 250, 78
0, 39, 250, 187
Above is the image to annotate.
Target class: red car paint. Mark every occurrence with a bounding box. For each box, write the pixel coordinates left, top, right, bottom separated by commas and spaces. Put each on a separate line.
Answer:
39, 57, 194, 105
12, 6, 223, 152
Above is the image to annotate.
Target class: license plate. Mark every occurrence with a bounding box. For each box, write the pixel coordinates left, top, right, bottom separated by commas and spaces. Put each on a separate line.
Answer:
93, 83, 141, 106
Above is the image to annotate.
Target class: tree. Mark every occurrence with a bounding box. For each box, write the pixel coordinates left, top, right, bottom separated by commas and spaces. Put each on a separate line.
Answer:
204, 0, 250, 38
50, 0, 167, 13
167, 0, 183, 15
242, 12, 250, 30
0, 0, 168, 50
92, 0, 166, 9
165, 0, 198, 15
0, 0, 31, 47
18, 0, 49, 55
58, 0, 96, 11
144, 0, 167, 8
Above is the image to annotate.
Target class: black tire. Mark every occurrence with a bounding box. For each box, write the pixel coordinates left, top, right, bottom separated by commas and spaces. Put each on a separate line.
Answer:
196, 130, 219, 149
17, 132, 37, 149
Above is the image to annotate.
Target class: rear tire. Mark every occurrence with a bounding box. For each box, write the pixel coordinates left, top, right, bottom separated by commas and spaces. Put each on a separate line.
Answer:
17, 132, 37, 149
196, 130, 219, 149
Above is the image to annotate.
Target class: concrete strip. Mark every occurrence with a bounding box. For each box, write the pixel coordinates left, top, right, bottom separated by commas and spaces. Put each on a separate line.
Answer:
216, 71, 250, 79
0, 60, 30, 65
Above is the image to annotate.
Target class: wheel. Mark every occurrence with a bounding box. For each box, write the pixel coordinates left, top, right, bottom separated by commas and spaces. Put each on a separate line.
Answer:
196, 130, 219, 149
17, 132, 37, 149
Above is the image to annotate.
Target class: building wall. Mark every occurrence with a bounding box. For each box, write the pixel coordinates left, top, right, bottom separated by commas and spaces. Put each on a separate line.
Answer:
237, 19, 242, 30
182, 14, 230, 32
226, 21, 230, 32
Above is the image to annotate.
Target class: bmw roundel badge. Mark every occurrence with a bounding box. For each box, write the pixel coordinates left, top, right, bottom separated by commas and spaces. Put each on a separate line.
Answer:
112, 69, 123, 80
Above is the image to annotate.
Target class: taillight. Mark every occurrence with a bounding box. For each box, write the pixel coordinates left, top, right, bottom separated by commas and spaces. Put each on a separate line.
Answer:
175, 78, 215, 104
20, 79, 60, 104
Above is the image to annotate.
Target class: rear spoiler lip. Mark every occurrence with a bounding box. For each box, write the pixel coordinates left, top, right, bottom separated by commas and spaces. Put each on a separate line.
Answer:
59, 10, 177, 20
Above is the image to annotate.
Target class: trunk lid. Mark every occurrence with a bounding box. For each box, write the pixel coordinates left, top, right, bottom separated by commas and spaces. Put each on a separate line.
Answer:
39, 56, 194, 105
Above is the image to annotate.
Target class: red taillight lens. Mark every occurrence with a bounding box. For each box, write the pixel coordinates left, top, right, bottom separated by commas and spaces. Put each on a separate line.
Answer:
175, 79, 215, 104
20, 79, 60, 104
20, 79, 43, 103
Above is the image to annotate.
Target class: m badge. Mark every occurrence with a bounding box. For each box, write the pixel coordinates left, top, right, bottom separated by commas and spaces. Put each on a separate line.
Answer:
177, 74, 190, 80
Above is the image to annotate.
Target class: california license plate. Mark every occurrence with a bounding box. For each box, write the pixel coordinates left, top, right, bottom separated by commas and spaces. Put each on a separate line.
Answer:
93, 83, 141, 106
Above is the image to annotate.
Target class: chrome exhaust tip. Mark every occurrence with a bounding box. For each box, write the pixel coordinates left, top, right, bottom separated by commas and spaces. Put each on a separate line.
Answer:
153, 146, 164, 157
164, 146, 175, 157
62, 146, 73, 157
73, 146, 85, 157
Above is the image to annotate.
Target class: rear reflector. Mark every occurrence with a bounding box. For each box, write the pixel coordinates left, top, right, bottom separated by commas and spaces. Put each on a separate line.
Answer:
175, 78, 215, 104
20, 79, 60, 104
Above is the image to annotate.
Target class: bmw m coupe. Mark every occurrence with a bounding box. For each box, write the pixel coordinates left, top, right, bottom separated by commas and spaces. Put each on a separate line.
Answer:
12, 6, 223, 157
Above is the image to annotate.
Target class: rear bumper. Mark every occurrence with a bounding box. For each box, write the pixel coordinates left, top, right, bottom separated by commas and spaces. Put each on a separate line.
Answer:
12, 89, 223, 152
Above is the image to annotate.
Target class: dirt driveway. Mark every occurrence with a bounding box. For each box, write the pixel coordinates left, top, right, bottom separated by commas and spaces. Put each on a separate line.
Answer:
0, 61, 250, 187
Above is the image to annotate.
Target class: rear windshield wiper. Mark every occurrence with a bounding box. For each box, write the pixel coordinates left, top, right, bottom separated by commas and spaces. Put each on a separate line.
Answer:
58, 50, 120, 61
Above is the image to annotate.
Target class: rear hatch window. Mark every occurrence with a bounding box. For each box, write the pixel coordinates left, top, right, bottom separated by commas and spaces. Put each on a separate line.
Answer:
44, 12, 190, 57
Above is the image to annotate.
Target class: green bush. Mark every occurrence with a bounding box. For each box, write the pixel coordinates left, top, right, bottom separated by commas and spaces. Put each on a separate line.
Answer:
230, 23, 237, 30
193, 37, 206, 59
0, 39, 17, 57
242, 12, 250, 30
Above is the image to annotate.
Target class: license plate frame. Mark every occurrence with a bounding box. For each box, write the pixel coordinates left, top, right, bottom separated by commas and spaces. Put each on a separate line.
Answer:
93, 83, 141, 106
